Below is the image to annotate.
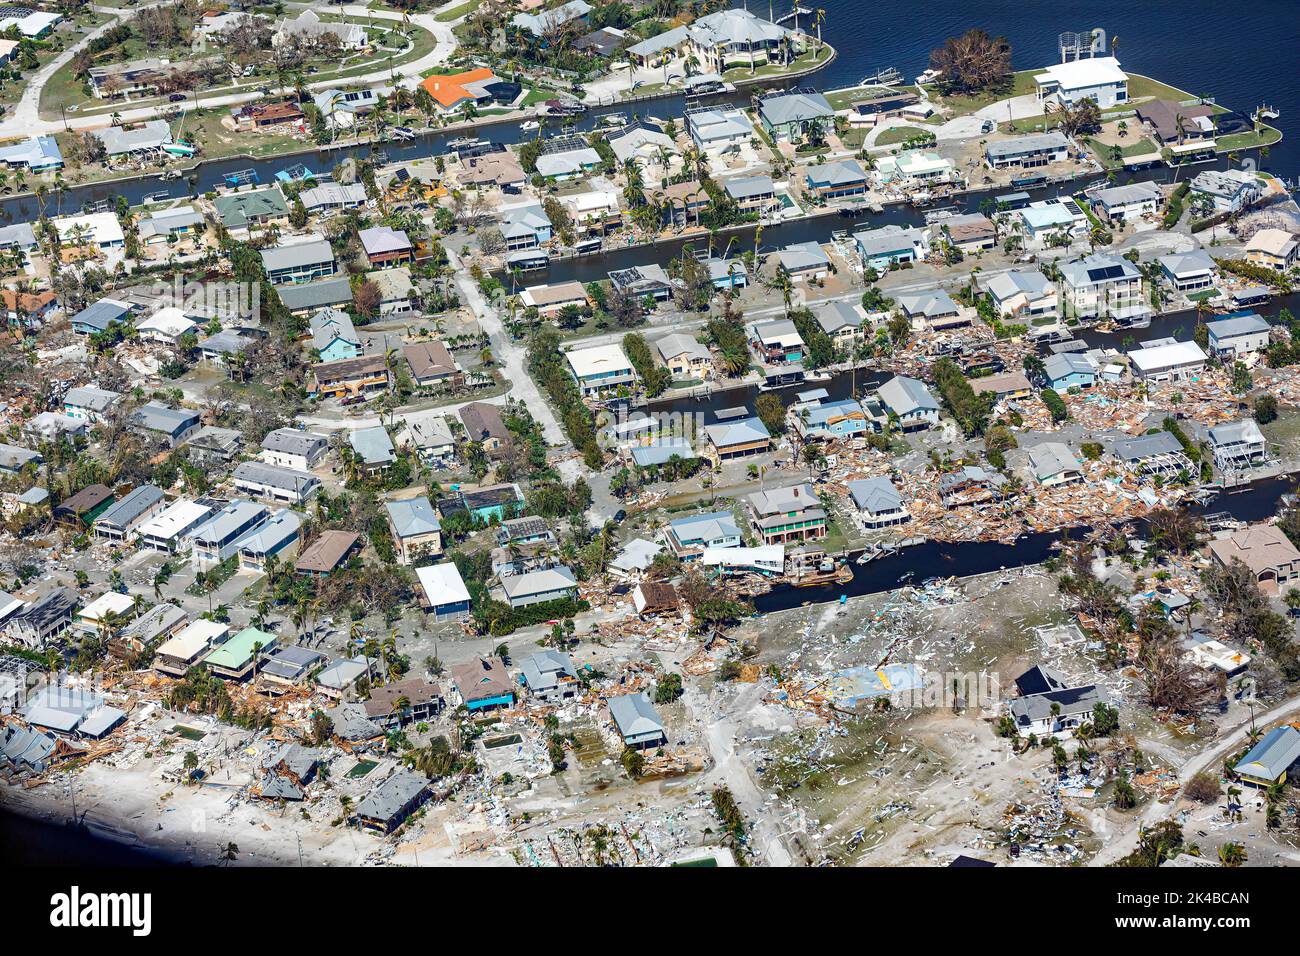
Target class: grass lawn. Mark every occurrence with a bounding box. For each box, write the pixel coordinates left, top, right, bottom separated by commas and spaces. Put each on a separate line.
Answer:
927, 69, 1039, 117
823, 84, 894, 111
435, 0, 482, 21
1217, 125, 1283, 152
720, 43, 834, 82
1086, 136, 1160, 168
875, 125, 932, 147
1125, 73, 1202, 103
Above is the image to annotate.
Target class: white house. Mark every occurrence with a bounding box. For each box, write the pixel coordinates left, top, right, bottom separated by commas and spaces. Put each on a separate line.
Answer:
1059, 253, 1146, 321
565, 344, 636, 396
1206, 313, 1271, 359
1091, 181, 1162, 223
1127, 339, 1207, 383
1158, 250, 1218, 294
1191, 168, 1263, 214
1034, 56, 1128, 109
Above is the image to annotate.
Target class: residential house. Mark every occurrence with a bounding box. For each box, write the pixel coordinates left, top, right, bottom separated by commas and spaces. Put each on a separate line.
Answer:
815, 301, 867, 349
667, 511, 742, 559
414, 563, 472, 621
1043, 351, 1096, 390
452, 656, 515, 711
129, 402, 201, 447
747, 483, 827, 546
1209, 419, 1268, 472
311, 353, 390, 399
1027, 442, 1084, 487
748, 318, 804, 364
1245, 228, 1298, 271
295, 530, 361, 577
279, 276, 354, 316
565, 343, 636, 396
934, 213, 996, 255
1008, 673, 1108, 739
153, 619, 228, 676
499, 204, 553, 250
349, 426, 396, 475
69, 297, 131, 335
358, 225, 413, 267
403, 340, 462, 389
385, 497, 442, 565
138, 206, 205, 247
261, 428, 330, 470
1112, 431, 1191, 479
1207, 312, 1270, 359
53, 484, 114, 528
202, 625, 276, 680
0, 134, 63, 172
1232, 726, 1300, 788
62, 386, 121, 423
459, 402, 512, 457
704, 415, 771, 462
398, 412, 456, 466
309, 308, 360, 362
364, 677, 443, 728
299, 182, 369, 214
984, 269, 1058, 325
792, 398, 869, 441
519, 281, 589, 319
136, 499, 214, 553
520, 650, 579, 702
724, 175, 777, 214
1190, 168, 1262, 214
773, 242, 831, 283
1127, 339, 1207, 383
876, 375, 940, 430
608, 263, 674, 301
1059, 253, 1146, 321
355, 770, 430, 833
192, 500, 271, 567
855, 224, 927, 271
848, 476, 909, 528
511, 0, 590, 37
1209, 524, 1300, 594
5, 587, 77, 649
686, 107, 754, 153
260, 238, 337, 286
655, 332, 712, 381
970, 370, 1033, 402
873, 150, 954, 185
232, 460, 321, 505
213, 187, 289, 234
1034, 56, 1128, 109
759, 90, 834, 141
92, 485, 164, 544
1091, 181, 1163, 223
1158, 250, 1218, 294
608, 693, 667, 749
370, 267, 414, 316
984, 131, 1070, 169
237, 509, 303, 572
897, 289, 970, 331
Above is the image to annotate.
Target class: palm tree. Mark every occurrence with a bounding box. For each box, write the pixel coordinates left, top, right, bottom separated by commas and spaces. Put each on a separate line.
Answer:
1217, 841, 1246, 867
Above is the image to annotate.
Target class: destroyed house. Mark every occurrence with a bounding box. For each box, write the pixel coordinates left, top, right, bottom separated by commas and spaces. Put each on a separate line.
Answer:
939, 466, 1006, 508
1209, 420, 1268, 472
1111, 431, 1190, 478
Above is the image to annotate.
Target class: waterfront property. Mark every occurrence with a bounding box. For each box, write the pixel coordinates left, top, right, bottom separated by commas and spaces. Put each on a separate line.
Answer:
1127, 339, 1207, 383
704, 415, 771, 462
747, 483, 827, 546
805, 159, 869, 200
1043, 351, 1096, 391
855, 225, 927, 271
748, 319, 804, 364
1034, 56, 1128, 109
1245, 229, 1298, 271
1158, 250, 1218, 294
1090, 181, 1163, 223
1209, 419, 1268, 472
759, 90, 834, 142
985, 131, 1070, 169
875, 375, 940, 430
655, 332, 713, 380
565, 343, 636, 396
667, 510, 742, 559
792, 398, 869, 441
1209, 524, 1300, 594
1190, 168, 1262, 214
984, 269, 1058, 324
1206, 312, 1270, 359
1059, 254, 1147, 322
848, 476, 909, 528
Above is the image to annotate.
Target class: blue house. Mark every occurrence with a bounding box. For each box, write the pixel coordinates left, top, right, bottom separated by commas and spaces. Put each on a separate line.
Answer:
309, 308, 361, 362
1043, 352, 1095, 390
855, 225, 926, 272
70, 297, 132, 335
795, 398, 869, 440
666, 510, 742, 559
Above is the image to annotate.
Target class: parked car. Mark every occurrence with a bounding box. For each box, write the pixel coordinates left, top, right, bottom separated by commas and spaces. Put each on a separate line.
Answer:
168, 93, 187, 102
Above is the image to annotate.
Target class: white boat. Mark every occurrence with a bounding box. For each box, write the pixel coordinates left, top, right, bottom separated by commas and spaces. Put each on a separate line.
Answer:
520, 120, 540, 131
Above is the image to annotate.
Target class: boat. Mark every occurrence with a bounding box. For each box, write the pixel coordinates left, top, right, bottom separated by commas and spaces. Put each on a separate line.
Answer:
445, 136, 479, 150
158, 169, 181, 181
601, 112, 628, 128
390, 127, 415, 141
909, 191, 933, 206
790, 562, 854, 588
520, 120, 540, 131
860, 67, 902, 87
144, 190, 172, 203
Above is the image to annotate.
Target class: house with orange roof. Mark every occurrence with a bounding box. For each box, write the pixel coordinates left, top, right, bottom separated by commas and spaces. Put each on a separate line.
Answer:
419, 68, 513, 114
